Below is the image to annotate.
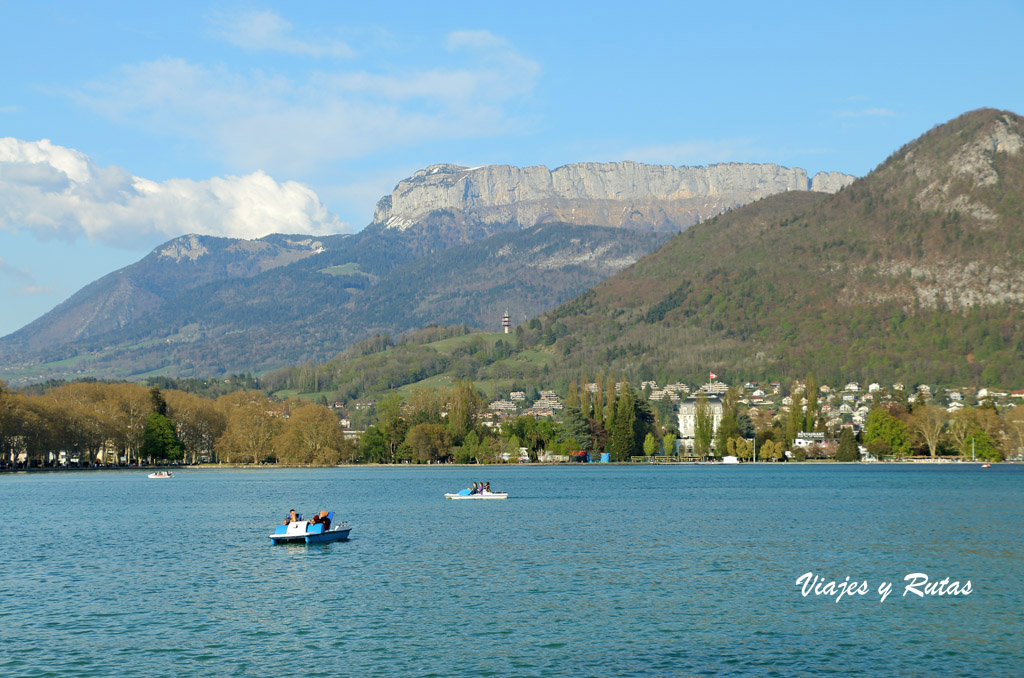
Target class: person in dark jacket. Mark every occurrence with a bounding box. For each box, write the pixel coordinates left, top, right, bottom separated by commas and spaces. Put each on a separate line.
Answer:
309, 510, 331, 530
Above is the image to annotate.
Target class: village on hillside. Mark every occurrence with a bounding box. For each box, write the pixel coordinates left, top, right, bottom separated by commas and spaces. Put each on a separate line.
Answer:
467, 377, 1024, 463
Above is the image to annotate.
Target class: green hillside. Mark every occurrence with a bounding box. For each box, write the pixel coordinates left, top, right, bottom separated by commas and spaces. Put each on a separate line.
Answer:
260, 324, 558, 402
540, 108, 1024, 387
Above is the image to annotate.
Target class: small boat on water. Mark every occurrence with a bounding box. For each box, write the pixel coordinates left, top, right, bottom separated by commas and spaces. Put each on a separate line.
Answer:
270, 512, 351, 544
444, 490, 508, 500
981, 463, 991, 468
147, 471, 174, 478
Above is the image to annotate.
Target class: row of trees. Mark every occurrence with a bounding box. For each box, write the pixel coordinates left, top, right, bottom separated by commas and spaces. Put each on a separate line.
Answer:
6, 373, 1020, 469
2, 374, 672, 469
358, 377, 669, 464
0, 380, 355, 468
863, 401, 1022, 461
241, 374, 1024, 466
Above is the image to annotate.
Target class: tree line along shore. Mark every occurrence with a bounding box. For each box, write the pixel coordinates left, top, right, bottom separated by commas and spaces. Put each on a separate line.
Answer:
1, 374, 1019, 470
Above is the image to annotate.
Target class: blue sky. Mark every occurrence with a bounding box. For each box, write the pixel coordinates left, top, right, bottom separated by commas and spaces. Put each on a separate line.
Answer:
2, 1, 1023, 338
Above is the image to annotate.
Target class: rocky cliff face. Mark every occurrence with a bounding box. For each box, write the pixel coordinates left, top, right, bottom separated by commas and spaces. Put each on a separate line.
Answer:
911, 114, 1024, 224
373, 161, 856, 232
810, 171, 856, 193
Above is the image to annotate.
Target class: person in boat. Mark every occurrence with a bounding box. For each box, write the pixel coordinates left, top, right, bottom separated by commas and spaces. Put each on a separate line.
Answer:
470, 482, 479, 494
309, 510, 331, 530
484, 481, 491, 494
283, 509, 299, 525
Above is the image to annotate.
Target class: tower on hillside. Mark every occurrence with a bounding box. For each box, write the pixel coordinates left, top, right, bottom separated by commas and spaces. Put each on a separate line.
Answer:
502, 310, 511, 334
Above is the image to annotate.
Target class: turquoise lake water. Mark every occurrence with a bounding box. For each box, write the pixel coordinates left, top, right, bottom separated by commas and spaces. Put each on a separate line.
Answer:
1, 465, 1021, 677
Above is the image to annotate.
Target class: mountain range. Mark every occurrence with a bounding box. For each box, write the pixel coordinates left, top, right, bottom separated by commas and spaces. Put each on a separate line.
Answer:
15, 107, 1020, 393
0, 160, 855, 384
257, 108, 1024, 400
373, 160, 853, 232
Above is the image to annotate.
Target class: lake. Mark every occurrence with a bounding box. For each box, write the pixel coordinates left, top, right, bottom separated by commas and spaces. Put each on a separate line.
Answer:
1, 465, 1021, 677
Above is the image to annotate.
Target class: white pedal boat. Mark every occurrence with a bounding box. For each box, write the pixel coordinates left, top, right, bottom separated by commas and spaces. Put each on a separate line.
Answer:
444, 491, 508, 500
147, 471, 173, 478
270, 512, 351, 544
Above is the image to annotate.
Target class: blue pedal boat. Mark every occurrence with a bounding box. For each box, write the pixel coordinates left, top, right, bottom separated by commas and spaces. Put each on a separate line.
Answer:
270, 512, 351, 544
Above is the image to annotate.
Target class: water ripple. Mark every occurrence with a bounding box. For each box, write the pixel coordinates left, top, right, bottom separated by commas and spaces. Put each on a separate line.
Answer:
0, 465, 1020, 676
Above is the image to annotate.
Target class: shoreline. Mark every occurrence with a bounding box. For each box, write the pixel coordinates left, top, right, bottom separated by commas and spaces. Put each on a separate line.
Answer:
2, 459, 1011, 475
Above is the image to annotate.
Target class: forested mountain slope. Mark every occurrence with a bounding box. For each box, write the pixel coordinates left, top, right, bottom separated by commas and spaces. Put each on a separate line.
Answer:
0, 233, 337, 355
539, 108, 1024, 386
0, 223, 664, 382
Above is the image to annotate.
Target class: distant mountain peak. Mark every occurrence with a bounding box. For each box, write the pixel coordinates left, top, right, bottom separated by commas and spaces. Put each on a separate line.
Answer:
373, 160, 856, 233
158, 234, 210, 262
416, 163, 471, 178
876, 108, 1024, 227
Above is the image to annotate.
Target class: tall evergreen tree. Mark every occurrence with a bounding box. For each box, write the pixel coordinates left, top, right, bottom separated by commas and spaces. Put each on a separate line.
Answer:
567, 380, 579, 409
608, 386, 636, 461
150, 386, 168, 416
588, 377, 598, 420
804, 373, 818, 432
694, 393, 713, 458
630, 389, 655, 454
836, 427, 859, 462
558, 406, 591, 452
587, 377, 599, 420
141, 412, 184, 461
722, 387, 739, 419
737, 412, 755, 438
786, 387, 803, 446
715, 412, 740, 456
603, 375, 617, 430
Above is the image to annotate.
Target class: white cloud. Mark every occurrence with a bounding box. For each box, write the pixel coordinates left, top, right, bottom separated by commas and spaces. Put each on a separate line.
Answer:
446, 29, 512, 51
70, 31, 540, 175
0, 138, 347, 248
210, 10, 353, 58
